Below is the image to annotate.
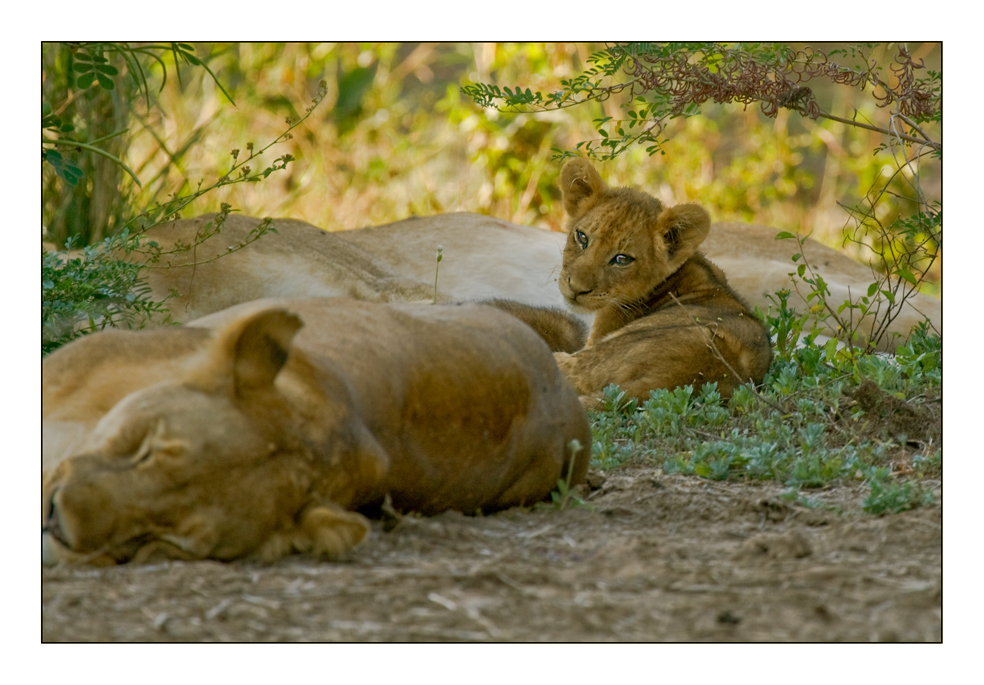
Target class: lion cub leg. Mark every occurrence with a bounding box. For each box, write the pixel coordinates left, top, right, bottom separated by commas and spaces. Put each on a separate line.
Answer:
554, 324, 751, 405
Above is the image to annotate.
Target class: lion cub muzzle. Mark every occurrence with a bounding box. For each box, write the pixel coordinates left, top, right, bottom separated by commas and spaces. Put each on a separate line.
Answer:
559, 274, 599, 312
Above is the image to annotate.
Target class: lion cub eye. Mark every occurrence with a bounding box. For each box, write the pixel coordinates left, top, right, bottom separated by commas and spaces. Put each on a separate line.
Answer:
574, 231, 588, 249
610, 254, 635, 266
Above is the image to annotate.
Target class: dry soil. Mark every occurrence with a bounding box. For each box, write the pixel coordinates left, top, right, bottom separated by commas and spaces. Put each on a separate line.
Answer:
41, 468, 942, 642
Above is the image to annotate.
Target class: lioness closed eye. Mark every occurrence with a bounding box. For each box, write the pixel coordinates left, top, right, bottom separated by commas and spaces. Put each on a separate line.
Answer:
552, 159, 772, 406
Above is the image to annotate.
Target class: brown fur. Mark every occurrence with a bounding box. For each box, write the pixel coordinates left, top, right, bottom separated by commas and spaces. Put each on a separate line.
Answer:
554, 159, 772, 405
42, 298, 590, 566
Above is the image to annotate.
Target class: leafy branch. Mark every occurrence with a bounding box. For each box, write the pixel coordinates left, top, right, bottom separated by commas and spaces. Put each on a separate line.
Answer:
463, 43, 941, 160
127, 79, 329, 268
65, 42, 236, 109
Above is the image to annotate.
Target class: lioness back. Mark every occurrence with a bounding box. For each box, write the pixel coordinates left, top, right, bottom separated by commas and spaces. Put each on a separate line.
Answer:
553, 159, 772, 404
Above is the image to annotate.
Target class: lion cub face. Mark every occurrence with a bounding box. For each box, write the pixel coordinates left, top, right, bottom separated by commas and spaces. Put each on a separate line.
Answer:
557, 159, 711, 311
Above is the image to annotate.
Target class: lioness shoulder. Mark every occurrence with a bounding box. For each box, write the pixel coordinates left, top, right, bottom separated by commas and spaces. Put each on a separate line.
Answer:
554, 159, 772, 404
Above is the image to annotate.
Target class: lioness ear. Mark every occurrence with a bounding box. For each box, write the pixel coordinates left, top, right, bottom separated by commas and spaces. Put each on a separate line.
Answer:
656, 203, 711, 264
560, 158, 607, 219
230, 309, 303, 397
190, 308, 303, 396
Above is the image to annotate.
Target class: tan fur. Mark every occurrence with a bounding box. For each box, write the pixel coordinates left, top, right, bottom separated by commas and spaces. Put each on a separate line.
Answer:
117, 212, 939, 352
554, 159, 772, 405
476, 299, 587, 353
42, 298, 590, 565
128, 215, 441, 322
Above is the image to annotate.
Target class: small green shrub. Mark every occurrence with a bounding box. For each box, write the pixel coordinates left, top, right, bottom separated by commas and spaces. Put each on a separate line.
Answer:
586, 307, 941, 514
42, 233, 173, 356
863, 476, 936, 515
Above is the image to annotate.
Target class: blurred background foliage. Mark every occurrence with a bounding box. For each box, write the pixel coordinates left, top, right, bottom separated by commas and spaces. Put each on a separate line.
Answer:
42, 42, 941, 290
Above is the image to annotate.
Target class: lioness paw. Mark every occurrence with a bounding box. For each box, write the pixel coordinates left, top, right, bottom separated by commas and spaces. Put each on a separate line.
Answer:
300, 505, 371, 559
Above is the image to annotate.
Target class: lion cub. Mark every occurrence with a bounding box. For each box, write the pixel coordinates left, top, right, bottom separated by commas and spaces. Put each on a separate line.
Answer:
552, 159, 772, 405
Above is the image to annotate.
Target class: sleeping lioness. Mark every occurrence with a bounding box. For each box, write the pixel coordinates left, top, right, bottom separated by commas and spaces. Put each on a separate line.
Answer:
42, 298, 590, 565
108, 211, 939, 353
551, 159, 773, 405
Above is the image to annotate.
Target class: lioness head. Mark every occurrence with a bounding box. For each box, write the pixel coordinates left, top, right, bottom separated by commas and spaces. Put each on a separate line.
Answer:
557, 158, 711, 312
42, 309, 370, 566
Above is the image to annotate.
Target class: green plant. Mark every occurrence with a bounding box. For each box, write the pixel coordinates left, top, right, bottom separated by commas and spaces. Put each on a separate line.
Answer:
433, 244, 443, 303
43, 233, 172, 355
42, 43, 329, 354
582, 295, 940, 511
863, 474, 935, 515
547, 439, 590, 510
42, 42, 240, 244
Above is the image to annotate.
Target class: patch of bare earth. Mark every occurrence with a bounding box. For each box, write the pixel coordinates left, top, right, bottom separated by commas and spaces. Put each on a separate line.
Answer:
42, 470, 941, 642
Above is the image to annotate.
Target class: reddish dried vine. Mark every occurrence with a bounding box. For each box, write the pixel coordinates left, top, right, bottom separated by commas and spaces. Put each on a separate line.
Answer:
614, 43, 939, 143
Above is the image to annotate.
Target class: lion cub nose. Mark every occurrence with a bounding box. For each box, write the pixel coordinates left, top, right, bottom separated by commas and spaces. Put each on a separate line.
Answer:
567, 276, 593, 298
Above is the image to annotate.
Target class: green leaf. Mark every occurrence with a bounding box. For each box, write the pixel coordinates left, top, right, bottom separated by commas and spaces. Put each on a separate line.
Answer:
867, 282, 878, 297
42, 101, 52, 117
775, 231, 796, 240
96, 73, 115, 90
77, 72, 95, 89
796, 264, 806, 278
95, 63, 119, 75
57, 167, 82, 185
72, 62, 93, 73
895, 269, 917, 285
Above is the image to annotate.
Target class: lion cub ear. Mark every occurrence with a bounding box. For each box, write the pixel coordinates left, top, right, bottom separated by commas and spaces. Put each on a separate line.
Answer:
656, 203, 711, 264
560, 158, 607, 219
188, 308, 304, 397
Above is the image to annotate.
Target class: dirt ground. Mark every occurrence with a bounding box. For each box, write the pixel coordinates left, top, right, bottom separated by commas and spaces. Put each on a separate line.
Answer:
41, 469, 941, 642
